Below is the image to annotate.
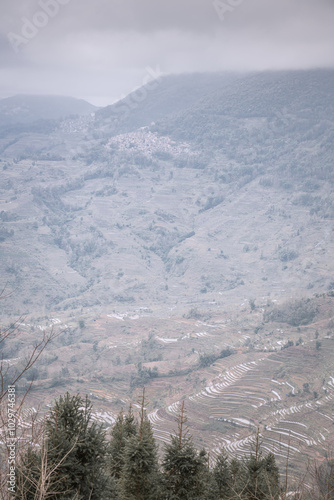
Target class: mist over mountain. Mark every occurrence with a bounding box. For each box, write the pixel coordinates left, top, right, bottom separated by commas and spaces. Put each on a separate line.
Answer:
1, 69, 334, 481
95, 72, 239, 135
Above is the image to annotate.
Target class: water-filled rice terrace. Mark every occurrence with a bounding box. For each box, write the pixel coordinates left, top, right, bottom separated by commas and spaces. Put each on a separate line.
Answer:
5, 302, 334, 478
147, 338, 334, 475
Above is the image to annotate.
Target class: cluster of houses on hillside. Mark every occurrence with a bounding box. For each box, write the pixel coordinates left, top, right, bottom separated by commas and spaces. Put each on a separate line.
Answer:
107, 128, 196, 159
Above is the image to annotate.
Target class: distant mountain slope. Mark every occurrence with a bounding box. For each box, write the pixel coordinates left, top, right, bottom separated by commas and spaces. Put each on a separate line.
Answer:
94, 72, 239, 135
0, 95, 97, 126
151, 69, 334, 183
0, 69, 333, 315
153, 69, 334, 141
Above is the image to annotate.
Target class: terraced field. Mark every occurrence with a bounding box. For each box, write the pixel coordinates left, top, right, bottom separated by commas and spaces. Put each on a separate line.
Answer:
146, 339, 334, 476
2, 296, 334, 479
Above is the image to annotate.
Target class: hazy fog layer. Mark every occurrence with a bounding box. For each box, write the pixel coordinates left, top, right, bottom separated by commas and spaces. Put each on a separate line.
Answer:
0, 0, 333, 105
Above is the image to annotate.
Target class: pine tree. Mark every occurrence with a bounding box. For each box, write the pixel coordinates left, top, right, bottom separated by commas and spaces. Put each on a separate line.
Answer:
16, 392, 116, 499
234, 430, 280, 500
213, 450, 233, 499
108, 405, 138, 479
46, 392, 114, 499
15, 445, 45, 499
162, 401, 208, 499
199, 450, 219, 500
260, 452, 280, 499
119, 389, 160, 500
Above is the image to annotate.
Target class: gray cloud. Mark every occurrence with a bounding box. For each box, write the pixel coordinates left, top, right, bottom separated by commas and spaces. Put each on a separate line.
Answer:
0, 0, 333, 105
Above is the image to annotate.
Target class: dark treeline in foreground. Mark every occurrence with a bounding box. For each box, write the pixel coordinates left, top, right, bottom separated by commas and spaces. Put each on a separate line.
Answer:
10, 392, 334, 499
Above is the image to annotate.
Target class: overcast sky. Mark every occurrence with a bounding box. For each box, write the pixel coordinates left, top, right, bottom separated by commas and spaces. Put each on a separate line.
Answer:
0, 0, 333, 106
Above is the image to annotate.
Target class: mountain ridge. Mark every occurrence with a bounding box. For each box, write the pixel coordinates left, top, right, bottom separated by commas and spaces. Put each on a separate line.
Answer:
0, 94, 97, 127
